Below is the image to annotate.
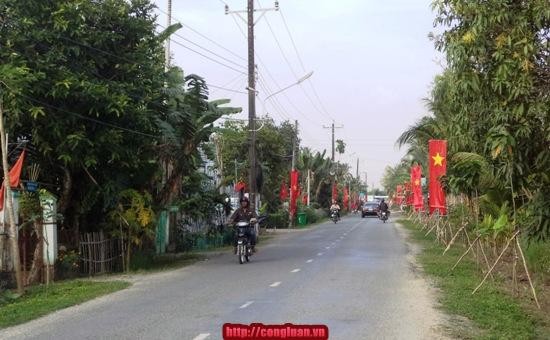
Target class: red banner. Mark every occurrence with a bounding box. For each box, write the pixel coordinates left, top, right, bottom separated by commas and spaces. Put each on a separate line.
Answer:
332, 181, 338, 201
235, 181, 246, 193
0, 149, 26, 211
290, 170, 299, 218
396, 185, 404, 205
411, 165, 423, 211
429, 140, 447, 215
280, 180, 288, 201
343, 187, 349, 211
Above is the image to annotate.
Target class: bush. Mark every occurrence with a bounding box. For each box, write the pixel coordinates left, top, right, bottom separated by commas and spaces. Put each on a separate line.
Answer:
267, 211, 289, 228
55, 249, 81, 280
302, 207, 319, 224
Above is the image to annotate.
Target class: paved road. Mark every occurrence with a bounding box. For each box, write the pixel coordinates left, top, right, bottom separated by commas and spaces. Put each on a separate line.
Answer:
1, 215, 448, 340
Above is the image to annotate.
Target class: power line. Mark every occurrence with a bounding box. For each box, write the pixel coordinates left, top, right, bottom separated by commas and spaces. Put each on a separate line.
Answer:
156, 7, 246, 62
157, 22, 247, 70
1, 82, 157, 138
277, 9, 335, 121
169, 38, 246, 75
256, 1, 334, 121
206, 83, 247, 94
230, 11, 319, 126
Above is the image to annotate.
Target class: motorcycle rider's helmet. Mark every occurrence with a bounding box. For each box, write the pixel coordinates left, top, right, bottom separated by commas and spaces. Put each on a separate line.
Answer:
240, 197, 249, 206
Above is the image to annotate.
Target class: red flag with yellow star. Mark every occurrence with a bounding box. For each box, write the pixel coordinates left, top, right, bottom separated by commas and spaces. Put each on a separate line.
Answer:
428, 140, 447, 215
410, 165, 423, 211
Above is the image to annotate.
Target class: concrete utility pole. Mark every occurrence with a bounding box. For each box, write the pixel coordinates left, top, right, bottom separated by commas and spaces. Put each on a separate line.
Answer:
291, 120, 298, 170
226, 1, 279, 212
323, 121, 343, 200
356, 158, 359, 179
165, 0, 172, 72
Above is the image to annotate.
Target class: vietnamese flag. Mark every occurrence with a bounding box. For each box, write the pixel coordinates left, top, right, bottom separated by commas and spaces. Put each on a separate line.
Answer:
0, 149, 26, 211
332, 181, 338, 201
405, 181, 413, 206
280, 180, 288, 201
429, 140, 447, 215
396, 185, 404, 205
411, 165, 423, 211
290, 170, 299, 218
343, 187, 349, 211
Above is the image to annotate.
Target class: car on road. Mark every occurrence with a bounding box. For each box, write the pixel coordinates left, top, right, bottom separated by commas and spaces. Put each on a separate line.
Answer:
361, 202, 380, 217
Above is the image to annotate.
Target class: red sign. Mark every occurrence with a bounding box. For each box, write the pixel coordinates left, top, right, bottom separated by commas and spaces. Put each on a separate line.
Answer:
429, 140, 447, 215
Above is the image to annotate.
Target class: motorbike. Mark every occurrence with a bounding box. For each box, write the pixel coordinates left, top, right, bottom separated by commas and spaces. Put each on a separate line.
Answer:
380, 211, 388, 223
330, 209, 339, 224
234, 215, 267, 265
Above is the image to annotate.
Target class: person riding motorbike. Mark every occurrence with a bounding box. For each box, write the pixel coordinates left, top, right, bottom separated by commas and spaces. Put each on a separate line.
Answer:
330, 199, 341, 220
229, 197, 257, 253
378, 198, 390, 219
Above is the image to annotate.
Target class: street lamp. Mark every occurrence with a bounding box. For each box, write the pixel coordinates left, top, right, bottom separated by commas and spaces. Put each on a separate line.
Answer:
264, 71, 314, 104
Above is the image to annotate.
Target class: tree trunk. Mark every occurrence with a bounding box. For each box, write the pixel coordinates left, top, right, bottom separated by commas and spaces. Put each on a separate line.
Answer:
158, 167, 182, 207
26, 220, 43, 285
57, 167, 72, 215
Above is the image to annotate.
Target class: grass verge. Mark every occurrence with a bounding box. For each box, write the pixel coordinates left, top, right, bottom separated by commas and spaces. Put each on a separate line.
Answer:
0, 280, 129, 329
398, 218, 546, 340
129, 252, 207, 273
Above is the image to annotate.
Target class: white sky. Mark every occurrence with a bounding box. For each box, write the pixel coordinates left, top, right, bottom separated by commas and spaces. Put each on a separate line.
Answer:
153, 0, 443, 188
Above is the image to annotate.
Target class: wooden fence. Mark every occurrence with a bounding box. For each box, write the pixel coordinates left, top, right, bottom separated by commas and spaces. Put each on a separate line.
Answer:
79, 232, 123, 276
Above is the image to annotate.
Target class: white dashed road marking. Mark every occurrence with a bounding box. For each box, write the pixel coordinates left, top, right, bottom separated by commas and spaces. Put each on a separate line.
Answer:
291, 268, 301, 273
306, 259, 313, 263
270, 281, 281, 287
317, 252, 323, 256
239, 301, 254, 309
193, 334, 210, 340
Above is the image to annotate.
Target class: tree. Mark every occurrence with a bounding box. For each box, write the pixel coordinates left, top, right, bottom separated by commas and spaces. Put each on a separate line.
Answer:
335, 139, 346, 155
0, 0, 169, 241
155, 67, 241, 206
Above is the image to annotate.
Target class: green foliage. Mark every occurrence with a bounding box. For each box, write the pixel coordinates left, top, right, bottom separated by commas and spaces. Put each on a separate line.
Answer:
0, 280, 129, 328
266, 211, 289, 229
108, 189, 155, 247
400, 219, 541, 339
391, 0, 550, 240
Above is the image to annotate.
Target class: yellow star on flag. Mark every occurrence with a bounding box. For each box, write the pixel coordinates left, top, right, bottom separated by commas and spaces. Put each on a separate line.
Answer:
432, 152, 445, 166
414, 179, 420, 186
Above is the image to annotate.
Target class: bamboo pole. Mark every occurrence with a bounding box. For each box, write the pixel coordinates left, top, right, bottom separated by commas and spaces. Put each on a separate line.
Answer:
443, 224, 466, 255
452, 235, 481, 271
516, 237, 540, 309
472, 230, 520, 295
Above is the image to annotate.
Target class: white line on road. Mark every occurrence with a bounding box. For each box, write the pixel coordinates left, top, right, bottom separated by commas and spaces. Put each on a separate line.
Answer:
325, 246, 330, 249
291, 268, 301, 273
306, 259, 313, 263
193, 334, 210, 340
270, 281, 281, 287
239, 301, 254, 309
317, 252, 323, 256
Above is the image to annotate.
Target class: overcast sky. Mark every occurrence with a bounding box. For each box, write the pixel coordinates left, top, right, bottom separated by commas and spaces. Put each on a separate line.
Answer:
152, 0, 443, 189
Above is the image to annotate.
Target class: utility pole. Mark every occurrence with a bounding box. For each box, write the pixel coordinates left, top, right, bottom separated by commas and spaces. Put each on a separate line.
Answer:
226, 1, 279, 212
356, 158, 359, 179
165, 0, 172, 73
291, 120, 298, 170
289, 119, 298, 228
323, 121, 343, 201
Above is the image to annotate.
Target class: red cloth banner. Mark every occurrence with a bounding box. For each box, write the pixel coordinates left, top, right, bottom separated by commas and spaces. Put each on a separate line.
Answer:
290, 170, 299, 218
343, 187, 349, 211
332, 181, 338, 201
396, 185, 404, 205
411, 165, 423, 211
234, 181, 246, 193
0, 149, 26, 211
429, 140, 447, 215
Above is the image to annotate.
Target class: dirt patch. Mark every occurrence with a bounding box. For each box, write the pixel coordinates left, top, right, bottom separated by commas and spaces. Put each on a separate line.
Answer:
394, 221, 479, 339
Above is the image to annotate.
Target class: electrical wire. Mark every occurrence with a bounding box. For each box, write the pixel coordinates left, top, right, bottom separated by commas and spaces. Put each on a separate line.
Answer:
1, 82, 157, 138
157, 22, 247, 70
156, 7, 246, 62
